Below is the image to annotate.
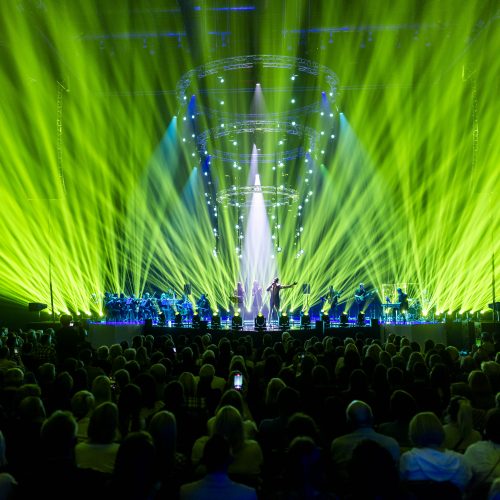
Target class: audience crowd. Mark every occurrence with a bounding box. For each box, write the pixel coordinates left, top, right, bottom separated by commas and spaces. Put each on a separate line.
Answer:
0, 316, 500, 499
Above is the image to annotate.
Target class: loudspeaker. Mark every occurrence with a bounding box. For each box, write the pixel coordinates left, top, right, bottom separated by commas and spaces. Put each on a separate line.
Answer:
28, 303, 47, 312
144, 319, 153, 329
370, 318, 379, 328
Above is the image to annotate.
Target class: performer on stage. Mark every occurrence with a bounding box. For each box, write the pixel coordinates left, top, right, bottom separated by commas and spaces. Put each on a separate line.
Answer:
125, 294, 138, 322
232, 282, 245, 319
322, 286, 341, 319
251, 281, 263, 315
196, 293, 211, 320
266, 277, 297, 322
397, 288, 409, 324
354, 283, 367, 315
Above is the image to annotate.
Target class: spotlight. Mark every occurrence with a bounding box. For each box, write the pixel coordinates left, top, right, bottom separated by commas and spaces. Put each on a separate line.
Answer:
300, 312, 311, 329
192, 311, 201, 328
357, 312, 366, 326
340, 312, 348, 326
279, 312, 290, 330
174, 312, 183, 327
231, 312, 243, 330
211, 311, 221, 329
254, 312, 266, 331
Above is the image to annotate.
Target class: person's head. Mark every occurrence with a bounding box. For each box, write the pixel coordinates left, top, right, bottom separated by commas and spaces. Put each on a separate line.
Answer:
112, 432, 156, 497
91, 375, 112, 406
114, 368, 130, 390
284, 436, 321, 490
390, 390, 417, 422
349, 440, 399, 498
216, 389, 244, 415
178, 371, 196, 398
469, 370, 492, 394
18, 396, 46, 423
87, 402, 118, 444
287, 412, 320, 444
276, 386, 300, 418
149, 410, 177, 460
266, 377, 286, 408
60, 314, 72, 327
346, 400, 373, 429
71, 390, 95, 420
214, 405, 245, 452
202, 434, 233, 473
4, 368, 24, 388
409, 412, 444, 448
41, 410, 77, 459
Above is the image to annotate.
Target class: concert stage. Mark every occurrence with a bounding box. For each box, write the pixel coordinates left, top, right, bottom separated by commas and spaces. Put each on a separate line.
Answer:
86, 320, 476, 351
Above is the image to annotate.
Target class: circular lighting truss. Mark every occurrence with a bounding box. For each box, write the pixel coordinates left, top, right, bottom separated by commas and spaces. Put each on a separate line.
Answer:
196, 120, 319, 164
216, 185, 299, 208
177, 54, 339, 120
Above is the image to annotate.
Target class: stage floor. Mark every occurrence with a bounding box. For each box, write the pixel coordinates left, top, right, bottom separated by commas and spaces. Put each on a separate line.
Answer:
86, 319, 459, 350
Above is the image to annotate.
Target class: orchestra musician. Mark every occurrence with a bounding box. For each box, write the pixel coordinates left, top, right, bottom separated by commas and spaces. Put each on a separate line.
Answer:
397, 288, 409, 324
266, 277, 297, 322
140, 293, 152, 320
321, 286, 341, 318
354, 283, 367, 315
196, 293, 211, 319
125, 294, 138, 322
234, 282, 246, 319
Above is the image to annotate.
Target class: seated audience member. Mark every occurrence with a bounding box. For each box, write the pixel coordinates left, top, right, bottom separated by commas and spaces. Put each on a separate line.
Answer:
108, 431, 158, 500
117, 383, 143, 438
0, 431, 17, 500
330, 400, 400, 476
75, 401, 120, 473
259, 386, 300, 453
91, 375, 112, 407
262, 377, 286, 419
181, 434, 257, 500
71, 390, 95, 442
378, 390, 418, 450
489, 477, 500, 500
400, 411, 472, 491
348, 439, 400, 499
33, 333, 57, 365
206, 389, 257, 439
464, 409, 500, 494
443, 396, 481, 453
280, 436, 328, 499
20, 410, 98, 499
149, 410, 189, 498
469, 370, 496, 410
286, 412, 321, 447
192, 405, 263, 478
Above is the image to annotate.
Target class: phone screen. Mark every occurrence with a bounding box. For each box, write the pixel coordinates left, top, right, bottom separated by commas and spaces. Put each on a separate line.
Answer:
475, 338, 482, 348
234, 372, 243, 390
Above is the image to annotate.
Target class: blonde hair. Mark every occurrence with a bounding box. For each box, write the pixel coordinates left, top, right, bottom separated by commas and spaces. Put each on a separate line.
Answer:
409, 412, 444, 448
214, 405, 244, 452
